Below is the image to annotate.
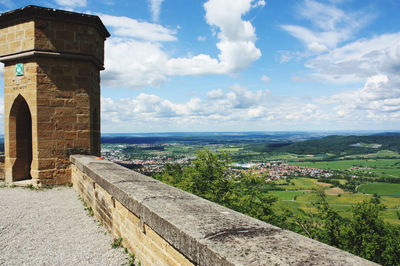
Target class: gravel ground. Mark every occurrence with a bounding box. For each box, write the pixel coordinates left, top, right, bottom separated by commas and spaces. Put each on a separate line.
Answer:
0, 182, 129, 266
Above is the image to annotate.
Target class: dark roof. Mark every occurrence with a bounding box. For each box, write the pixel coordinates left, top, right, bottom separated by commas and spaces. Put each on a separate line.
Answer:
0, 5, 110, 38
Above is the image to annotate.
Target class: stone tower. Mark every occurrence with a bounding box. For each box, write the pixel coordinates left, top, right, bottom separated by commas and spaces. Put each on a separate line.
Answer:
0, 6, 109, 185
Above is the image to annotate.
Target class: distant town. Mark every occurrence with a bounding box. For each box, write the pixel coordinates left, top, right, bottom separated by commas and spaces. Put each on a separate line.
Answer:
102, 143, 336, 180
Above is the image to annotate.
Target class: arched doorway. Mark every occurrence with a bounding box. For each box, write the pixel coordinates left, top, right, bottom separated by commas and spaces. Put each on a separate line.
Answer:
9, 95, 32, 181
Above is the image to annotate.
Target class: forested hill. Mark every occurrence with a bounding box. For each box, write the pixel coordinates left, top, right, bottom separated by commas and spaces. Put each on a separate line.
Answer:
251, 133, 400, 155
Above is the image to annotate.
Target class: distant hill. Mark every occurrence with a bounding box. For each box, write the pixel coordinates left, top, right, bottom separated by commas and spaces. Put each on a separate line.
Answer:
250, 134, 400, 155
100, 131, 332, 145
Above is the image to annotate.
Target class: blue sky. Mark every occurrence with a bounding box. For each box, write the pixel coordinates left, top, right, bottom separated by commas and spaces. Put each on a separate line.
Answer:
1, 0, 400, 133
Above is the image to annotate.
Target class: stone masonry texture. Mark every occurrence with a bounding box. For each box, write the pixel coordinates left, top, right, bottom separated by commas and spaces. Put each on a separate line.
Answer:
0, 6, 109, 185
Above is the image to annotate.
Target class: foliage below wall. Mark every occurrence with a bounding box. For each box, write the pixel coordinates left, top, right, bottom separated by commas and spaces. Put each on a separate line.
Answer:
153, 150, 400, 266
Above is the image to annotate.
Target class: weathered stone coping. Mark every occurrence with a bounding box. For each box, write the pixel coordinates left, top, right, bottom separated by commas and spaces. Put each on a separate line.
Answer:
70, 155, 376, 266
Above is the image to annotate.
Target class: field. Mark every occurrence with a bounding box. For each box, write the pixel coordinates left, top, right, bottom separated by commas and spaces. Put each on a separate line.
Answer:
272, 190, 400, 225
270, 177, 400, 225
358, 183, 400, 197
290, 159, 400, 178
269, 191, 305, 200
274, 177, 322, 190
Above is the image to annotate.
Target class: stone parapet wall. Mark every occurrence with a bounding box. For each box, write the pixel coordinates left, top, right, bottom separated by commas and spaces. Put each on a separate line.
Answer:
71, 160, 193, 266
70, 155, 376, 266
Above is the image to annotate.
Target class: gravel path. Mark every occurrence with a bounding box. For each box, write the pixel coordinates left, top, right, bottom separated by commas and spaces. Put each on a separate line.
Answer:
0, 182, 128, 266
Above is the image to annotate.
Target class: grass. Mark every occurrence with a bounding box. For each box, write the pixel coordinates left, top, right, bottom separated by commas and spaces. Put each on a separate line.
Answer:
331, 179, 347, 185
271, 190, 400, 225
84, 205, 94, 217
290, 159, 367, 170
380, 209, 400, 225
358, 183, 400, 197
78, 196, 95, 217
126, 252, 136, 266
111, 237, 123, 249
290, 159, 400, 178
344, 150, 400, 159
269, 191, 305, 200
274, 177, 321, 190
380, 196, 400, 208
327, 193, 371, 204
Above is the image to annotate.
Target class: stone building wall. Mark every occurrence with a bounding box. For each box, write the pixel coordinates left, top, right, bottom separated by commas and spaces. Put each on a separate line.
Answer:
0, 6, 108, 185
32, 57, 99, 184
3, 61, 37, 182
3, 57, 100, 184
0, 9, 106, 61
34, 18, 105, 64
0, 21, 35, 55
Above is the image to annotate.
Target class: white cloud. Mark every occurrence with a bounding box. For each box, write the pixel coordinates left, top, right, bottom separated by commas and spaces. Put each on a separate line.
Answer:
101, 0, 262, 89
103, 38, 169, 89
166, 54, 222, 76
207, 89, 224, 99
280, 53, 292, 63
281, 0, 372, 53
100, 85, 335, 132
252, 0, 265, 8
166, 0, 261, 76
55, 0, 87, 8
306, 33, 400, 83
226, 84, 269, 108
100, 14, 176, 42
204, 0, 256, 42
261, 75, 271, 82
284, 1, 400, 122
100, 79, 400, 132
318, 74, 400, 120
148, 0, 164, 22
197, 36, 207, 41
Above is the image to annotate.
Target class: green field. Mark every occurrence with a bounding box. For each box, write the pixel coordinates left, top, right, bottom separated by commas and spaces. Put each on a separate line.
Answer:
332, 178, 347, 185
269, 191, 305, 200
274, 177, 321, 190
344, 150, 400, 159
270, 176, 400, 225
273, 191, 400, 225
358, 183, 400, 197
290, 159, 400, 178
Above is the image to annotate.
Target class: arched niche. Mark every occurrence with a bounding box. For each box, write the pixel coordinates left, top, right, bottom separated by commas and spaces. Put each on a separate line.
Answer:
9, 94, 32, 181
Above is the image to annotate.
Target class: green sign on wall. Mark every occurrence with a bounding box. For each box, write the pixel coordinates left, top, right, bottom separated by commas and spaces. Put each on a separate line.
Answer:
15, 63, 23, 76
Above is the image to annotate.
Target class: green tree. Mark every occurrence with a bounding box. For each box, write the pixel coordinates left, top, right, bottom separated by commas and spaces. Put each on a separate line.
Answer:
232, 171, 277, 221
155, 150, 400, 265
312, 188, 343, 247
188, 150, 233, 204
342, 200, 400, 265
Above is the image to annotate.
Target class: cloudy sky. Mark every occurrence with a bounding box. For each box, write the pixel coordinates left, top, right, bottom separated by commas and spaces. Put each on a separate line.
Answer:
1, 0, 400, 133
